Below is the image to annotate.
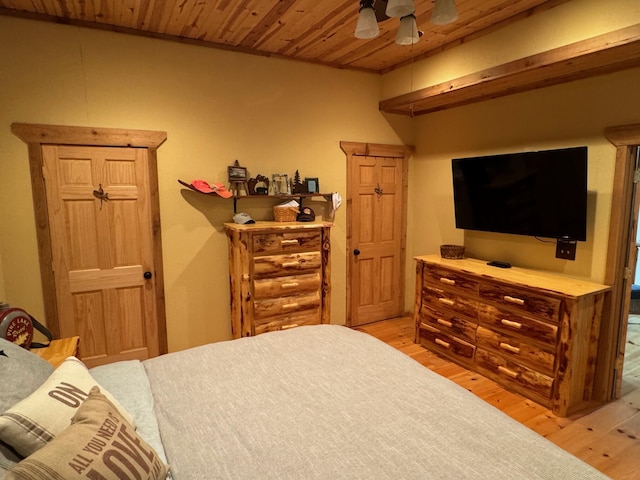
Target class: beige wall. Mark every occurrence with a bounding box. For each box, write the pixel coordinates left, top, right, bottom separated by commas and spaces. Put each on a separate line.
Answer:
403, 69, 640, 288
393, 0, 640, 305
0, 16, 412, 352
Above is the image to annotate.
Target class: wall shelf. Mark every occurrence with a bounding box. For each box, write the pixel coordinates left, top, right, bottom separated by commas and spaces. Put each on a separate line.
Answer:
178, 180, 332, 212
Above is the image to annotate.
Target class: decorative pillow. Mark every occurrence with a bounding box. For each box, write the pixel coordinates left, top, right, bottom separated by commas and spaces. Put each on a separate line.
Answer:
0, 338, 54, 414
0, 440, 21, 476
6, 387, 168, 480
0, 357, 135, 458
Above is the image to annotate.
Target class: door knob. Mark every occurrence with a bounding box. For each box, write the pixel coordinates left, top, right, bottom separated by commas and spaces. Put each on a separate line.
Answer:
353, 249, 360, 256
144, 271, 153, 279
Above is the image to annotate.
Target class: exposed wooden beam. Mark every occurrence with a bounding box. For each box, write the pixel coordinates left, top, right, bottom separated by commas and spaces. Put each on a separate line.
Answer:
379, 24, 640, 117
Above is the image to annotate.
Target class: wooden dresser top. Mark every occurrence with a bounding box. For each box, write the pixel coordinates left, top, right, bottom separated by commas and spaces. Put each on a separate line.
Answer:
415, 254, 610, 298
224, 221, 333, 232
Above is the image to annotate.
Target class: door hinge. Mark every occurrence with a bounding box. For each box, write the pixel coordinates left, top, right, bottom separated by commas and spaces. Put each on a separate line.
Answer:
634, 169, 640, 183
624, 266, 633, 280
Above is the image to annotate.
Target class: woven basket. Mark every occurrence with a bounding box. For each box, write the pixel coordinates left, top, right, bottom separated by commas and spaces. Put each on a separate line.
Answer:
273, 206, 299, 222
440, 244, 465, 259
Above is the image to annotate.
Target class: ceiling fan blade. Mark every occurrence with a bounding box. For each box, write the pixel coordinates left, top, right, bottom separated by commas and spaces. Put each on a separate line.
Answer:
373, 0, 390, 22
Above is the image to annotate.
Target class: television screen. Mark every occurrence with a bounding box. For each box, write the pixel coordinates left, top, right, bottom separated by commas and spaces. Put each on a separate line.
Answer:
452, 146, 588, 241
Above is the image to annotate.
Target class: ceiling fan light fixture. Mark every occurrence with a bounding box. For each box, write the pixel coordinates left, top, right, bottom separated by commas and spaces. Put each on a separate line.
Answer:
386, 0, 415, 18
395, 14, 419, 45
355, 1, 380, 39
431, 0, 458, 25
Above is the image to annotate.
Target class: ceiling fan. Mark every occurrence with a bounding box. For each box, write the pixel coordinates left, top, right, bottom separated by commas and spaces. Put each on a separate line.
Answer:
373, 0, 390, 22
356, 0, 457, 43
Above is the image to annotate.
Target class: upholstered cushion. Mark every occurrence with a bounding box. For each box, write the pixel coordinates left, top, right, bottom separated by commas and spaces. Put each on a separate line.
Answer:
0, 357, 134, 458
0, 338, 53, 414
5, 387, 168, 480
0, 441, 20, 478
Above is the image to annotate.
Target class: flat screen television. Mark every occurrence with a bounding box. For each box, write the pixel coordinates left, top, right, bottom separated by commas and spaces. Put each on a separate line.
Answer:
451, 146, 588, 241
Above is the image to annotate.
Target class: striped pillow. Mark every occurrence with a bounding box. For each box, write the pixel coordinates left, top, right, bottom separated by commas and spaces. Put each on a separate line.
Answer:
0, 357, 134, 458
6, 386, 167, 480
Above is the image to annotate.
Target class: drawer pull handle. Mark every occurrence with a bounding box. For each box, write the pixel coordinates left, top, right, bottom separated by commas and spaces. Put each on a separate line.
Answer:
280, 239, 299, 246
500, 319, 523, 329
438, 298, 455, 306
282, 303, 299, 310
435, 338, 450, 349
436, 318, 453, 328
499, 342, 521, 354
281, 282, 299, 289
281, 324, 299, 330
439, 278, 455, 285
282, 262, 299, 268
504, 295, 525, 305
498, 366, 519, 378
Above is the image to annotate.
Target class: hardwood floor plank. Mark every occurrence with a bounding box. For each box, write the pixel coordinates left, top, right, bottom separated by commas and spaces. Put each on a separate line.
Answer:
356, 316, 640, 480
599, 443, 640, 479
520, 411, 570, 437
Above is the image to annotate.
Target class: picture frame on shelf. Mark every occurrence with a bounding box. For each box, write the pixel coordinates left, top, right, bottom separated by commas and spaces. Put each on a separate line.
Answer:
228, 165, 248, 182
247, 174, 270, 195
272, 174, 290, 195
305, 177, 319, 194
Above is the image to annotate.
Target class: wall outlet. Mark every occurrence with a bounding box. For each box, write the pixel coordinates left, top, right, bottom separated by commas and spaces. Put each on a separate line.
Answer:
556, 238, 577, 260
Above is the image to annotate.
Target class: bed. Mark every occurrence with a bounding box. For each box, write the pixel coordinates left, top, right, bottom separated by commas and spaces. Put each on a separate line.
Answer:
0, 325, 608, 479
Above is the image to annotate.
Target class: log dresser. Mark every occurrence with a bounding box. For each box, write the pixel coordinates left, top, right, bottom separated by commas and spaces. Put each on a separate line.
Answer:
414, 254, 611, 417
224, 221, 331, 339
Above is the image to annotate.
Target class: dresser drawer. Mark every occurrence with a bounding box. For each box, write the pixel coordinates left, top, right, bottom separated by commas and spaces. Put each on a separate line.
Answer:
479, 282, 561, 323
254, 291, 320, 320
254, 252, 322, 278
252, 230, 321, 255
418, 323, 475, 362
422, 285, 478, 319
254, 272, 321, 299
476, 326, 555, 376
419, 305, 477, 344
477, 304, 558, 348
254, 308, 321, 335
423, 265, 479, 295
475, 347, 553, 406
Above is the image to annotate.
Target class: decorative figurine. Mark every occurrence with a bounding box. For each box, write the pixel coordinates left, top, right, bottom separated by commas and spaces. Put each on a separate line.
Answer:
291, 170, 307, 194
248, 174, 270, 195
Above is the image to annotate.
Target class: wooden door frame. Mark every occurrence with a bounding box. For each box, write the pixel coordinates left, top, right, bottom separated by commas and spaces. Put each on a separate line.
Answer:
11, 123, 168, 355
594, 123, 640, 401
340, 141, 414, 327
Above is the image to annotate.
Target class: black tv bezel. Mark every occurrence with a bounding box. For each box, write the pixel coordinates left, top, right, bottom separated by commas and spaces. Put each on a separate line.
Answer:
451, 146, 588, 242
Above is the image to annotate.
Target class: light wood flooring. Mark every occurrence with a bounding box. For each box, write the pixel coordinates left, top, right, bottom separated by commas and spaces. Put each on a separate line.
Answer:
355, 316, 640, 480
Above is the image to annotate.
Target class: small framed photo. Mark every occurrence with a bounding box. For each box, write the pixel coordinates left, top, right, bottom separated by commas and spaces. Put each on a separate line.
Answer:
272, 174, 290, 195
228, 165, 248, 182
305, 177, 319, 193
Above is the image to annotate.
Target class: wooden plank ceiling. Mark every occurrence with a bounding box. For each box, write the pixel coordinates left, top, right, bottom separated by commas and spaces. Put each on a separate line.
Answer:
0, 0, 567, 74
2, 0, 640, 116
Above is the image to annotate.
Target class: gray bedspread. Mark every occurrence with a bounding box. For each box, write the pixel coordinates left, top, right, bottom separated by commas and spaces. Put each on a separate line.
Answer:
142, 325, 609, 479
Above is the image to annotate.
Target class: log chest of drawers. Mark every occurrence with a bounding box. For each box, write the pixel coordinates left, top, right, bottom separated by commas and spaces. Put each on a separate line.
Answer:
224, 222, 331, 338
414, 254, 610, 416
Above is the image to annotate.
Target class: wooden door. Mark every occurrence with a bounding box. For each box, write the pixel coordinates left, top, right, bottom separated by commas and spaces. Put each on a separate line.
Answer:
613, 146, 640, 397
42, 145, 160, 367
601, 126, 640, 404
341, 142, 412, 327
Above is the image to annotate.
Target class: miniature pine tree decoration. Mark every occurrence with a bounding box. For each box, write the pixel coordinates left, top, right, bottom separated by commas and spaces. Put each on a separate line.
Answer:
292, 169, 307, 193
